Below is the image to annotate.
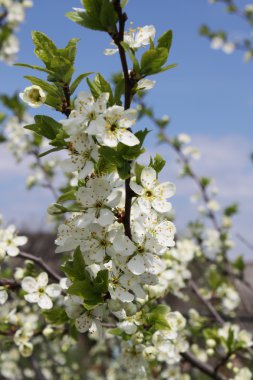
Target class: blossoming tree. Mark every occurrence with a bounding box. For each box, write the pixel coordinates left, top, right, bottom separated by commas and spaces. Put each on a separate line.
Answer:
0, 1, 253, 380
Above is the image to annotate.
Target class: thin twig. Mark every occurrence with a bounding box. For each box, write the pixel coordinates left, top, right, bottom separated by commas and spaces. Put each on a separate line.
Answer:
19, 251, 61, 281
190, 280, 224, 325
182, 352, 227, 380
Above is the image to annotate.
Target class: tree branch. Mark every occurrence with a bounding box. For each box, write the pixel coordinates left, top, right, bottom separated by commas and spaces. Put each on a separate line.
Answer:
111, 0, 136, 240
182, 352, 227, 380
19, 251, 62, 282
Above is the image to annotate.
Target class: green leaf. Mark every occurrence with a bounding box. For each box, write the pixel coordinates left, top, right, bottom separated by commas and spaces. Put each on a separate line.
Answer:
70, 72, 93, 94
134, 162, 145, 184
233, 255, 245, 272
99, 0, 118, 33
0, 93, 26, 120
38, 147, 63, 158
94, 269, 109, 293
117, 160, 131, 179
25, 115, 62, 140
14, 63, 54, 75
158, 30, 173, 53
32, 31, 57, 65
141, 47, 168, 75
87, 73, 114, 105
224, 203, 238, 217
157, 63, 177, 74
150, 154, 166, 174
57, 190, 76, 203
43, 307, 68, 325
61, 247, 87, 281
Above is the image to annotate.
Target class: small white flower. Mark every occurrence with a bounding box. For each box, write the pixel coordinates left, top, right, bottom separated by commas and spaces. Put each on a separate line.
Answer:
22, 272, 61, 309
86, 105, 139, 147
76, 177, 122, 227
104, 25, 156, 55
177, 133, 191, 144
211, 36, 224, 50
19, 85, 47, 108
222, 42, 235, 54
0, 224, 27, 257
137, 79, 156, 91
130, 167, 175, 213
61, 133, 99, 179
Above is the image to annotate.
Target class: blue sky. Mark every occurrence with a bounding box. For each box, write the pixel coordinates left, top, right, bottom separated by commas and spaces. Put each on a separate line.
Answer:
1, 0, 253, 258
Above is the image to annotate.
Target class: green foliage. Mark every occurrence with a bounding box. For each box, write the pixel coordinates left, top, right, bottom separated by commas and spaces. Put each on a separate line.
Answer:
98, 129, 149, 179
232, 255, 245, 272
87, 73, 114, 106
25, 115, 61, 140
206, 266, 223, 290
66, 0, 118, 33
146, 305, 172, 331
140, 30, 176, 76
157, 30, 173, 53
62, 247, 109, 310
0, 93, 26, 120
70, 72, 93, 95
149, 154, 166, 174
224, 203, 238, 217
43, 307, 69, 325
200, 177, 211, 189
16, 32, 92, 110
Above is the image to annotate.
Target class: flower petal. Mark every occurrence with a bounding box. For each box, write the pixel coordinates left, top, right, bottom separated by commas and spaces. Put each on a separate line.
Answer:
141, 167, 156, 188
38, 294, 53, 309
22, 276, 38, 293
127, 255, 146, 275
46, 284, 61, 298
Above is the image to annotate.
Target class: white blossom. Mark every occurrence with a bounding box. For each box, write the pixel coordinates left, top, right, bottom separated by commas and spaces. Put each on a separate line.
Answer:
19, 85, 47, 108
21, 272, 61, 309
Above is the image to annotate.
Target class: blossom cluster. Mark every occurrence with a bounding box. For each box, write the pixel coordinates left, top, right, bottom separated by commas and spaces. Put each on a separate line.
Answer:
0, 0, 33, 63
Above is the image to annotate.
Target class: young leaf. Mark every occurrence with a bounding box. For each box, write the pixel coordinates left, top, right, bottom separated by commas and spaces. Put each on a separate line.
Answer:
70, 72, 93, 94
140, 47, 169, 76
157, 30, 173, 53
25, 115, 62, 140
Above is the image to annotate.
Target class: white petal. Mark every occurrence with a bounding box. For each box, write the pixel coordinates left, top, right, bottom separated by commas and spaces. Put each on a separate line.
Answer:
37, 272, 48, 287
22, 277, 38, 293
127, 255, 146, 275
155, 182, 176, 198
14, 236, 28, 246
0, 290, 8, 305
141, 167, 156, 188
24, 293, 40, 303
6, 246, 20, 257
112, 286, 134, 302
152, 199, 172, 213
129, 181, 143, 196
97, 209, 115, 226
38, 294, 53, 309
113, 234, 136, 256
46, 284, 61, 298
104, 48, 118, 55
117, 130, 139, 146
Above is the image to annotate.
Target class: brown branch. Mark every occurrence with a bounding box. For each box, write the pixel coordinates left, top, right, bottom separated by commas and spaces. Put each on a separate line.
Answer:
111, 0, 136, 240
190, 280, 224, 325
0, 279, 20, 289
182, 352, 227, 380
19, 251, 61, 282
62, 83, 72, 117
